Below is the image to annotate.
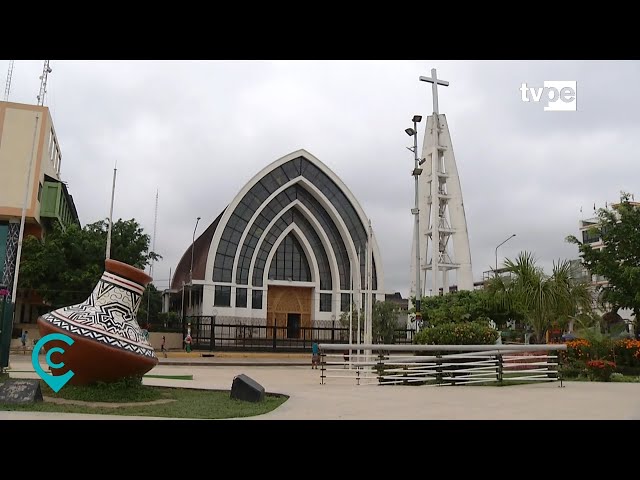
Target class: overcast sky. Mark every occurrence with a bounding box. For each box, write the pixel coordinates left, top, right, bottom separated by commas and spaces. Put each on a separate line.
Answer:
2, 60, 638, 297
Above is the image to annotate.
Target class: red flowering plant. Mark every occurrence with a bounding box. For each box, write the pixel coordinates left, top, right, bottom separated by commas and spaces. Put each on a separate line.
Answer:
585, 359, 616, 382
613, 339, 640, 368
563, 339, 591, 362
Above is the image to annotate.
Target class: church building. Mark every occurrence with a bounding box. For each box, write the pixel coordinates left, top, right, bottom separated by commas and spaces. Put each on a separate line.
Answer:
165, 149, 385, 332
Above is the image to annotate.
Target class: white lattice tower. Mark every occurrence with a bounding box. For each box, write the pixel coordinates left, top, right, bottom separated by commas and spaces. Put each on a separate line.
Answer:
3, 60, 14, 101
409, 69, 473, 300
37, 60, 52, 106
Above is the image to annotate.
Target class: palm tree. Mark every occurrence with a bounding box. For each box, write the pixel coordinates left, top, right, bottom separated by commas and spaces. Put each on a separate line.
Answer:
547, 259, 593, 333
486, 251, 592, 343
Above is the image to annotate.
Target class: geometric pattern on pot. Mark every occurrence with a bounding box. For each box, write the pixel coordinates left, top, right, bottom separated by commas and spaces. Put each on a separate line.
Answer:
39, 271, 156, 359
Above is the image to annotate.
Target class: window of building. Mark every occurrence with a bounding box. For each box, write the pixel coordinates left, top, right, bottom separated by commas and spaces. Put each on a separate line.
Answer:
268, 233, 312, 282
582, 229, 601, 244
252, 290, 263, 309
341, 293, 351, 312
48, 129, 55, 162
214, 156, 379, 291
236, 287, 247, 308
214, 285, 231, 307
320, 293, 332, 312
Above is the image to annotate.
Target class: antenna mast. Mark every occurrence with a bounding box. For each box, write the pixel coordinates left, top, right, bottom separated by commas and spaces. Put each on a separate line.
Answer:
37, 60, 52, 106
3, 60, 14, 101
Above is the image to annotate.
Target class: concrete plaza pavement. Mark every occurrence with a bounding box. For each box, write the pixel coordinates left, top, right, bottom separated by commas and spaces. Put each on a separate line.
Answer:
2, 353, 640, 420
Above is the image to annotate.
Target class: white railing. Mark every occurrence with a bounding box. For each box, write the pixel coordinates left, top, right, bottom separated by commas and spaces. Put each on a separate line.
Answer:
318, 344, 567, 386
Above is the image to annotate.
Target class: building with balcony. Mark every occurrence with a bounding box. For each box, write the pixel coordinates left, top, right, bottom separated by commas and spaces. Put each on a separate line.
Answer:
572, 198, 639, 331
0, 100, 80, 329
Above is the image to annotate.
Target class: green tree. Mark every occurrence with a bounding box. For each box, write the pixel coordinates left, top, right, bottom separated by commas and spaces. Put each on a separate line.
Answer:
339, 303, 363, 342
410, 289, 519, 329
339, 301, 402, 344
138, 283, 163, 327
566, 192, 640, 328
19, 218, 160, 308
372, 301, 401, 343
85, 218, 159, 270
484, 251, 592, 343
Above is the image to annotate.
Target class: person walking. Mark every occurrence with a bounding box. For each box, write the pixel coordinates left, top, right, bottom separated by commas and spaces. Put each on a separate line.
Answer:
21, 330, 28, 354
161, 335, 168, 358
311, 341, 320, 369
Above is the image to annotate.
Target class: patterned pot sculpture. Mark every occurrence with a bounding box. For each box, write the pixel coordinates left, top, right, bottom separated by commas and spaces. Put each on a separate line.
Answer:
37, 259, 158, 385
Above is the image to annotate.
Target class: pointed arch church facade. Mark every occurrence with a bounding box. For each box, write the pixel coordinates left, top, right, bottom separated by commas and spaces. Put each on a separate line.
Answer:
166, 150, 385, 329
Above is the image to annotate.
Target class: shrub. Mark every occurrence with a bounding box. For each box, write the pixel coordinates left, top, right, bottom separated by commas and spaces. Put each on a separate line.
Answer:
561, 359, 587, 378
563, 338, 615, 364
590, 338, 615, 362
564, 339, 591, 362
415, 321, 499, 345
610, 372, 624, 382
586, 359, 616, 382
613, 339, 640, 368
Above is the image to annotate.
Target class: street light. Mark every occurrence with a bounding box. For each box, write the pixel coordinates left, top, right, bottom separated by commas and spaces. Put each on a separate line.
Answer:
406, 115, 423, 325
495, 234, 516, 273
189, 216, 201, 316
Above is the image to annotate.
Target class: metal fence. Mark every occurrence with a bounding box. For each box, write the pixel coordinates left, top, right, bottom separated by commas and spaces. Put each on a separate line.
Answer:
178, 316, 416, 352
317, 343, 567, 386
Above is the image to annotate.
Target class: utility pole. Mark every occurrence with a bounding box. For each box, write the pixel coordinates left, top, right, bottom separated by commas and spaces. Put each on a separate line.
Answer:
189, 216, 201, 316
406, 115, 424, 329
146, 190, 159, 326
105, 162, 117, 260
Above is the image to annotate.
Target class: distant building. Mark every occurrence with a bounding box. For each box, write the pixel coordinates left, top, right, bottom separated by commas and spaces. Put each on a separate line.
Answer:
385, 292, 408, 310
0, 100, 80, 327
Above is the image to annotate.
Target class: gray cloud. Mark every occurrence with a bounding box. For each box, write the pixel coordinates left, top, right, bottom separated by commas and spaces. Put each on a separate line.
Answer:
3, 60, 638, 296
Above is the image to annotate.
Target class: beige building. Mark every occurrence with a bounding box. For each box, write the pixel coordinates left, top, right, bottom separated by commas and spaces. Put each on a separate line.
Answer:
0, 100, 79, 332
572, 198, 639, 331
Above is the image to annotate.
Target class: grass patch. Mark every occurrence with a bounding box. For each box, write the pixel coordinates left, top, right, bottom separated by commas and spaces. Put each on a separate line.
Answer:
0, 377, 288, 419
43, 377, 163, 403
558, 373, 640, 383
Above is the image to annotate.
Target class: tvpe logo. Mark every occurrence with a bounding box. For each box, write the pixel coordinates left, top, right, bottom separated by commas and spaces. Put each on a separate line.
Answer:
520, 81, 577, 111
32, 333, 75, 392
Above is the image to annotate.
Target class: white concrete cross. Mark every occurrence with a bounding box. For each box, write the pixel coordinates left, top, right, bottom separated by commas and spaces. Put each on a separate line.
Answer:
419, 68, 449, 114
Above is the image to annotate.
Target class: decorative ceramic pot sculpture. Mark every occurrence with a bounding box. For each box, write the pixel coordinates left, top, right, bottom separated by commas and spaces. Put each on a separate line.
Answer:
37, 259, 158, 385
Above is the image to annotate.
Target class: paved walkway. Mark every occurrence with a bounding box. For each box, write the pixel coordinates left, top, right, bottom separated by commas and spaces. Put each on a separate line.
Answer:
2, 354, 640, 420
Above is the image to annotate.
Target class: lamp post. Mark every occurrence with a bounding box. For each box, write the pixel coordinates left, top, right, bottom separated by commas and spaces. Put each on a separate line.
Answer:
495, 234, 516, 273
406, 115, 424, 329
188, 216, 201, 317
